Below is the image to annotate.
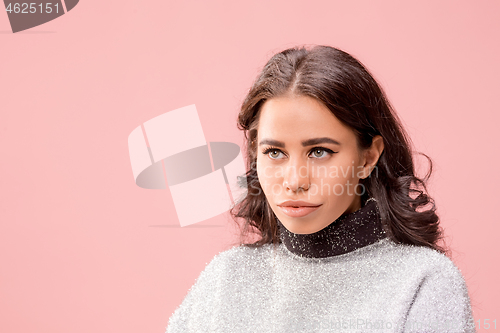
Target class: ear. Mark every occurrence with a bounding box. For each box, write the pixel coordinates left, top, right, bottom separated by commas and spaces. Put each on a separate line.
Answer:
360, 135, 384, 179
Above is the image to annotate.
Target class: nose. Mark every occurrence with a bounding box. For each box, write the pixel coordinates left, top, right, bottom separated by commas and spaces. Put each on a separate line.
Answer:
283, 158, 310, 192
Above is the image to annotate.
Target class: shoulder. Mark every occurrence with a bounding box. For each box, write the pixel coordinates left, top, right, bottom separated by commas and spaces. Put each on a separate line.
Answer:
166, 244, 275, 332
211, 242, 275, 261
376, 238, 465, 279
358, 238, 471, 302
379, 240, 472, 309
198, 243, 275, 278
386, 244, 476, 332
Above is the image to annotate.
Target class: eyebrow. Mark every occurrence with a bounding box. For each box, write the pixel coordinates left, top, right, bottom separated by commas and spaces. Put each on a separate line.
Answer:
258, 137, 341, 148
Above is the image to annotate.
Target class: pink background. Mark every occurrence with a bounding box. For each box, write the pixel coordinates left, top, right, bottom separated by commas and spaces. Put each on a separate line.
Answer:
1, 1, 498, 332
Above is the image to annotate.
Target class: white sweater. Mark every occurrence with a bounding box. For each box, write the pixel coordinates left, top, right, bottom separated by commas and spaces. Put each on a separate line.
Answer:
166, 201, 475, 332
166, 238, 475, 332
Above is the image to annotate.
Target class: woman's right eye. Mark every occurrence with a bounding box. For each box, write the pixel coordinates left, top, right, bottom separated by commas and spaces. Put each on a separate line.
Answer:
262, 147, 285, 159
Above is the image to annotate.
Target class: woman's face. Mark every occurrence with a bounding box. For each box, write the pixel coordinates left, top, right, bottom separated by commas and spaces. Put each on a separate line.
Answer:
256, 94, 370, 234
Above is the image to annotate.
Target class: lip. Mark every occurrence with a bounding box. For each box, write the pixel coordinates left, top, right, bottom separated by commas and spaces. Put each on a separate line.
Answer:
277, 201, 322, 218
278, 200, 321, 207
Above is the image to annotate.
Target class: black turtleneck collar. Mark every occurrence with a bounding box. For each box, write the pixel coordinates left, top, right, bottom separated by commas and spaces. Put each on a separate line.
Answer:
277, 199, 387, 258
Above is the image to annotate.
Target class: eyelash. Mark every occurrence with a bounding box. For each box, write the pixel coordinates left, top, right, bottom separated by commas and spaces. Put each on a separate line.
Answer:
261, 146, 337, 160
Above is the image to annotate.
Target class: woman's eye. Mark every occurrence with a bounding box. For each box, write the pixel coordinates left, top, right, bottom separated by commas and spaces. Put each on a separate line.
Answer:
311, 149, 326, 158
309, 147, 335, 159
263, 148, 284, 159
270, 150, 281, 158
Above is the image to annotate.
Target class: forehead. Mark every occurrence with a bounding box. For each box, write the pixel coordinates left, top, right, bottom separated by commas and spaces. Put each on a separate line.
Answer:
257, 95, 355, 143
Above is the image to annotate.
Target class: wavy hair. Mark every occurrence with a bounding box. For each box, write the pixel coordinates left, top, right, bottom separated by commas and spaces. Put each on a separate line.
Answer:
230, 45, 447, 255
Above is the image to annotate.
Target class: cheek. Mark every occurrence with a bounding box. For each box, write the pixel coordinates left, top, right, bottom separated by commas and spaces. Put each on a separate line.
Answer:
256, 159, 265, 182
310, 158, 361, 194
256, 160, 272, 189
257, 162, 285, 198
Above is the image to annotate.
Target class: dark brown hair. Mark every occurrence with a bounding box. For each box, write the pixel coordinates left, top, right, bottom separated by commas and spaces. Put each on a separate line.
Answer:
230, 45, 447, 255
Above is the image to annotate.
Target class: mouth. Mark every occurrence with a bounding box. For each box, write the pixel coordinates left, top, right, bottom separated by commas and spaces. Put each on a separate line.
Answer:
278, 205, 321, 218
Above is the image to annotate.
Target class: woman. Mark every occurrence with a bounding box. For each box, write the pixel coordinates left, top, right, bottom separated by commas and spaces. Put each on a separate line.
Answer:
166, 46, 475, 332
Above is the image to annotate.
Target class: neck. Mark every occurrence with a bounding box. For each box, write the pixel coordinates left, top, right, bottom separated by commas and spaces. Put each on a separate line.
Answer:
277, 199, 386, 258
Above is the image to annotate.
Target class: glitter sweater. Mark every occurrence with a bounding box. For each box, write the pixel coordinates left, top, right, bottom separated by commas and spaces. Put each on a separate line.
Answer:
166, 200, 475, 333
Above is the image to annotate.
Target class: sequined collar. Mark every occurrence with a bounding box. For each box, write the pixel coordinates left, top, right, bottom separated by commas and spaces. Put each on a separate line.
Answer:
277, 199, 387, 258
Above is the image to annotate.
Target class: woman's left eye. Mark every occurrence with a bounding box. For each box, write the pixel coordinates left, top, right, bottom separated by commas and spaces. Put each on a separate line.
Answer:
309, 147, 335, 158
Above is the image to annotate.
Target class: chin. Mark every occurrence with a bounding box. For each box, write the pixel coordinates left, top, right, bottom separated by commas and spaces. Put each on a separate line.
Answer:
280, 219, 325, 235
